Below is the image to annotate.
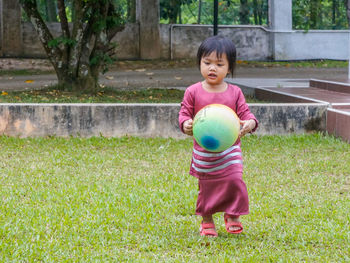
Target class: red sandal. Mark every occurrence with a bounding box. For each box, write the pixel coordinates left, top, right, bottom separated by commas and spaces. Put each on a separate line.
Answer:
200, 222, 218, 237
224, 214, 243, 234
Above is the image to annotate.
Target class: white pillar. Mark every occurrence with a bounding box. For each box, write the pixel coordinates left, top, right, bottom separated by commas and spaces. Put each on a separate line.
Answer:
269, 0, 292, 60
269, 0, 292, 31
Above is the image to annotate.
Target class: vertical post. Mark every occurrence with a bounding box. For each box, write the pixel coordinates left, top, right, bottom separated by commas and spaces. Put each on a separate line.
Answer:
214, 0, 218, 35
0, 0, 22, 56
136, 0, 161, 59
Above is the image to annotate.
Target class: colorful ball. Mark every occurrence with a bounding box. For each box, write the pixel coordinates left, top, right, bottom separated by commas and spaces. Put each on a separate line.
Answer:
193, 104, 240, 152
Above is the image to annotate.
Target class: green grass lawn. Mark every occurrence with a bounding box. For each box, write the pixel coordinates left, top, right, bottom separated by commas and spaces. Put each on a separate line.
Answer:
0, 87, 187, 103
0, 133, 349, 262
0, 87, 261, 104
114, 58, 348, 70
0, 59, 346, 76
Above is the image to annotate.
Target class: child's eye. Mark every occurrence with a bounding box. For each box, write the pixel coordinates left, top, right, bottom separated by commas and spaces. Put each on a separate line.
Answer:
204, 61, 210, 65
217, 64, 224, 67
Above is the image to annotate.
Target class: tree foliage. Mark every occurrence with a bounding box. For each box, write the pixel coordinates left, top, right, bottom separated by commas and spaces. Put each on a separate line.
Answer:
160, 0, 268, 25
159, 0, 349, 29
293, 0, 349, 30
20, 0, 125, 92
23, 0, 349, 30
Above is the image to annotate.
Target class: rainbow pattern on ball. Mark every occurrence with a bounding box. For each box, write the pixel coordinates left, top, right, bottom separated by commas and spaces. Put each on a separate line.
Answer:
193, 104, 240, 152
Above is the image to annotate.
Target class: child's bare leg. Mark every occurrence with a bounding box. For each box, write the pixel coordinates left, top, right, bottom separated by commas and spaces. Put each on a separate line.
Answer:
200, 214, 218, 236
202, 215, 214, 223
202, 215, 215, 230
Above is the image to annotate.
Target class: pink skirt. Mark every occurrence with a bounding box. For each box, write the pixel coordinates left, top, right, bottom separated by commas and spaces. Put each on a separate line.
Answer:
195, 171, 249, 216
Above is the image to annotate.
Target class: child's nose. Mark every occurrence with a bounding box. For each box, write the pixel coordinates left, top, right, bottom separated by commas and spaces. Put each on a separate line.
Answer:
209, 64, 216, 70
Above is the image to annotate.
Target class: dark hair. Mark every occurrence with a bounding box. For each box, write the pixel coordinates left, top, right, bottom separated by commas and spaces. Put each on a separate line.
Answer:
197, 35, 237, 76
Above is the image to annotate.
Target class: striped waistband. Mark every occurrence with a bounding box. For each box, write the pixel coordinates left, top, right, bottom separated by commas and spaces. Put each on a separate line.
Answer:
192, 160, 243, 173
192, 145, 242, 174
193, 145, 240, 157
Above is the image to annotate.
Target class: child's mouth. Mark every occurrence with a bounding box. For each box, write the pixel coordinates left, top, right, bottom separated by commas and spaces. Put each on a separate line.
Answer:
208, 73, 217, 78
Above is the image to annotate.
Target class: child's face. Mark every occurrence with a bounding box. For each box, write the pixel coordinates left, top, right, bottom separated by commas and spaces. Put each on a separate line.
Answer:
200, 51, 230, 87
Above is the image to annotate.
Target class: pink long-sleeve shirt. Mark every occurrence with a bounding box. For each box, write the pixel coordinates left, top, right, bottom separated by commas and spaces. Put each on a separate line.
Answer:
178, 82, 258, 179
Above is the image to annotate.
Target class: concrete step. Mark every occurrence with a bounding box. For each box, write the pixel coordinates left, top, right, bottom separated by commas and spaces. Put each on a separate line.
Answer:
310, 79, 350, 94
256, 87, 350, 105
231, 78, 350, 143
327, 108, 350, 143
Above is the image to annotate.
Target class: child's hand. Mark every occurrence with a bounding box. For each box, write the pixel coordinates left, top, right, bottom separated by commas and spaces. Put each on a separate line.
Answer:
183, 119, 193, 136
239, 119, 256, 139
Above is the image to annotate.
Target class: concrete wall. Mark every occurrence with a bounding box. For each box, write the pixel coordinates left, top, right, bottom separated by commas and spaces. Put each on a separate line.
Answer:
1, 0, 349, 61
251, 103, 327, 134
22, 22, 141, 59
110, 24, 140, 60
13, 22, 350, 61
273, 30, 350, 60
164, 25, 270, 60
22, 22, 65, 58
19, 22, 271, 61
0, 103, 327, 138
268, 0, 350, 61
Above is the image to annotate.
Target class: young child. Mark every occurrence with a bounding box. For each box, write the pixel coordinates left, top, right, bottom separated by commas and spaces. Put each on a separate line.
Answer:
178, 35, 258, 237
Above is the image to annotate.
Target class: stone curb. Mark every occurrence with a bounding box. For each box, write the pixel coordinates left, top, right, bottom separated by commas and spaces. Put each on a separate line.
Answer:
0, 103, 327, 138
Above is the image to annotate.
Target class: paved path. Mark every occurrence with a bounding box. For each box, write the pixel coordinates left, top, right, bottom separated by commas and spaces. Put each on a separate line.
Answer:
0, 66, 348, 91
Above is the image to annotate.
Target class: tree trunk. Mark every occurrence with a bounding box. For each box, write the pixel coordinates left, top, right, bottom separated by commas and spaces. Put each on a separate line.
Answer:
55, 67, 99, 92
198, 0, 202, 24
253, 0, 258, 24
332, 0, 336, 26
179, 5, 182, 24
258, 0, 263, 25
46, 0, 58, 22
169, 0, 180, 23
239, 0, 250, 24
20, 0, 124, 92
